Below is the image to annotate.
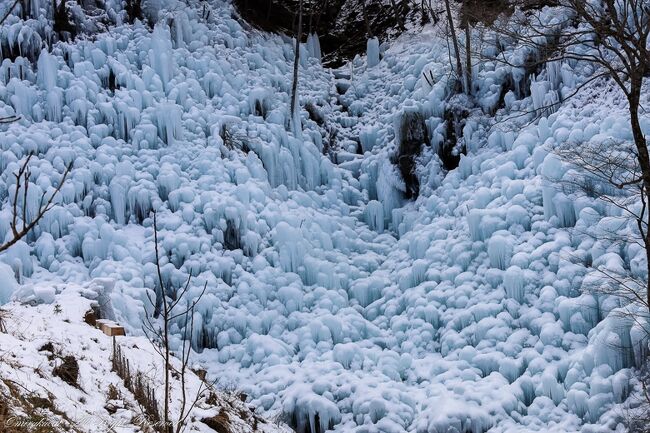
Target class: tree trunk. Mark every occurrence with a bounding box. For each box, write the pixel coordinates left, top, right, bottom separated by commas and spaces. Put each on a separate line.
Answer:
464, 23, 472, 95
154, 214, 172, 433
290, 0, 303, 138
443, 0, 463, 92
164, 308, 171, 433
629, 84, 650, 313
362, 0, 373, 38
20, 0, 28, 20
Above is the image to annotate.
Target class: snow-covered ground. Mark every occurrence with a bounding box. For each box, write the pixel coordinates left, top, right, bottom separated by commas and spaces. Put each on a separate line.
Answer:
1, 0, 649, 432
0, 284, 291, 432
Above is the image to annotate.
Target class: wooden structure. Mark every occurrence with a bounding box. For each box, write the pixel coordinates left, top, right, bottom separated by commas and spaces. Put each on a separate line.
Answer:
96, 319, 126, 337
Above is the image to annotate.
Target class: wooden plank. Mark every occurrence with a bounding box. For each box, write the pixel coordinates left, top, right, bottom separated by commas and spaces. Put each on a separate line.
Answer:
104, 325, 125, 337
95, 319, 126, 336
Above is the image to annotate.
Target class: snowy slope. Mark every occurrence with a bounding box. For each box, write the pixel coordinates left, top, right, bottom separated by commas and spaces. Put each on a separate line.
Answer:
0, 0, 649, 432
0, 285, 292, 433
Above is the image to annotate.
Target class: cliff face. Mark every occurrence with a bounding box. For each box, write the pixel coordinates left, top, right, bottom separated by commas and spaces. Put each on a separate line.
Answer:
233, 0, 429, 65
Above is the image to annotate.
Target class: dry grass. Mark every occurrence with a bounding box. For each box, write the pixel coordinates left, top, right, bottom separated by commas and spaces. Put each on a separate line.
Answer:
52, 355, 79, 388
0, 308, 10, 333
111, 344, 163, 432
0, 378, 81, 433
201, 408, 231, 433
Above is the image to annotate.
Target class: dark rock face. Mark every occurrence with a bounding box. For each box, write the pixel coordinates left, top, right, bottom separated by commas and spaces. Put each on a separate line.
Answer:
458, 0, 512, 26
394, 110, 428, 199
233, 0, 428, 66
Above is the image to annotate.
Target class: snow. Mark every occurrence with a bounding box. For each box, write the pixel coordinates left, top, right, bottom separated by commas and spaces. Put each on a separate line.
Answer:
0, 286, 292, 433
0, 1, 648, 432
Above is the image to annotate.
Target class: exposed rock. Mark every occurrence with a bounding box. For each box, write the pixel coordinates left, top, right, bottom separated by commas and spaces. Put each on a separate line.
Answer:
233, 0, 427, 66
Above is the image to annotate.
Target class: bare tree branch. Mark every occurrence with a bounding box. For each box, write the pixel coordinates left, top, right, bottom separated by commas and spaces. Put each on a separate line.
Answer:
142, 211, 210, 433
0, 0, 20, 26
0, 157, 73, 254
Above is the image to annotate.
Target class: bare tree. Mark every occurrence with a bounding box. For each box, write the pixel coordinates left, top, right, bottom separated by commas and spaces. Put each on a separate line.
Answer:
389, 0, 406, 30
124, 0, 143, 24
443, 0, 464, 92
496, 0, 650, 309
0, 154, 73, 254
0, 4, 72, 254
52, 0, 77, 40
0, 115, 19, 124
143, 211, 208, 433
0, 308, 8, 333
553, 138, 649, 307
421, 0, 439, 24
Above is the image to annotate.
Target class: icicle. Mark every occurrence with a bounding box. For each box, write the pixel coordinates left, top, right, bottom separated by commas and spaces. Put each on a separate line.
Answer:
350, 277, 383, 307
488, 233, 513, 270
149, 24, 175, 92
37, 50, 58, 91
365, 200, 384, 233
530, 79, 548, 112
367, 37, 380, 68
359, 126, 378, 153
504, 266, 525, 302
547, 61, 562, 90
154, 103, 183, 145
306, 33, 321, 62
274, 222, 307, 274
10, 80, 38, 120
45, 88, 63, 122
109, 176, 131, 225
